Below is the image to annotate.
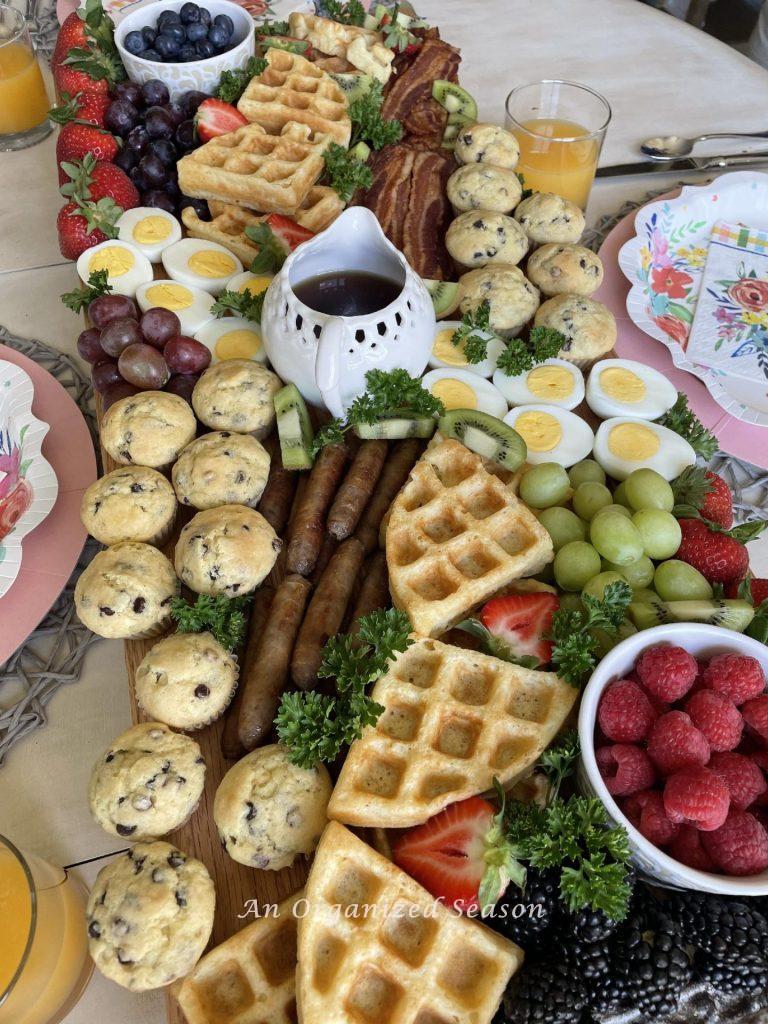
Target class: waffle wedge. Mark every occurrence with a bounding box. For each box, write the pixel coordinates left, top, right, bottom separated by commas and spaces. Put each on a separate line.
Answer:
177, 890, 301, 1024
237, 48, 351, 147
177, 122, 331, 216
288, 11, 394, 83
386, 440, 553, 637
297, 822, 522, 1024
328, 635, 576, 827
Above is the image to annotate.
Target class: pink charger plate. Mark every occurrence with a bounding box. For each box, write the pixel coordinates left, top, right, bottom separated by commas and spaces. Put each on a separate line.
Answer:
596, 197, 768, 470
0, 344, 97, 664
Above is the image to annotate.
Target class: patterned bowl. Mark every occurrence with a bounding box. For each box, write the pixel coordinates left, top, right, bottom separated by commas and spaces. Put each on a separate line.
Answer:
114, 0, 255, 101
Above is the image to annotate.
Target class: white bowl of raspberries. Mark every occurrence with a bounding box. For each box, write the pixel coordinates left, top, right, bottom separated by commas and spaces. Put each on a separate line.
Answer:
578, 622, 768, 894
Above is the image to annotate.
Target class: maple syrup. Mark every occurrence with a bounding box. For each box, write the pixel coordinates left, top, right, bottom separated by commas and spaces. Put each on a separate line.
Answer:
293, 271, 403, 317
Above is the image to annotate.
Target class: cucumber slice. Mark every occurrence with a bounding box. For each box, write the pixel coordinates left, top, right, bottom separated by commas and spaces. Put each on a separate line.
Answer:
363, 12, 380, 28
432, 80, 478, 121
354, 417, 437, 440
629, 598, 755, 632
423, 278, 459, 318
330, 72, 373, 103
438, 408, 527, 472
395, 10, 412, 27
275, 383, 314, 470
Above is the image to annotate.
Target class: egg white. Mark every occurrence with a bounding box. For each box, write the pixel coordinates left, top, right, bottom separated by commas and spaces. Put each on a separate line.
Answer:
427, 321, 506, 378
503, 404, 594, 467
227, 270, 275, 295
594, 417, 697, 481
586, 358, 679, 420
76, 240, 153, 298
421, 367, 508, 418
195, 317, 266, 364
116, 207, 182, 263
162, 239, 243, 296
136, 279, 216, 336
494, 358, 585, 410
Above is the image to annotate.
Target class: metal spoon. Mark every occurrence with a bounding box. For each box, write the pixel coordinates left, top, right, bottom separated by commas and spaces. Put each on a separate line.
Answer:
641, 130, 768, 159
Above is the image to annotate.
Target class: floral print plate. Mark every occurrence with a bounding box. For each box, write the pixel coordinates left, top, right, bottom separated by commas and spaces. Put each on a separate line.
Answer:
618, 171, 768, 428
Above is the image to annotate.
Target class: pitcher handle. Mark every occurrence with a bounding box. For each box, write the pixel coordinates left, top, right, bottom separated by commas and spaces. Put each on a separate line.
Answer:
315, 317, 350, 419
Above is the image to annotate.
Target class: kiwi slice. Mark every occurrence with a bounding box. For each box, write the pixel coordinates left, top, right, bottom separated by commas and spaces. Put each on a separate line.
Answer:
438, 409, 527, 472
629, 598, 755, 633
330, 72, 373, 103
441, 121, 463, 150
354, 417, 437, 440
423, 278, 459, 318
275, 383, 314, 470
432, 80, 478, 121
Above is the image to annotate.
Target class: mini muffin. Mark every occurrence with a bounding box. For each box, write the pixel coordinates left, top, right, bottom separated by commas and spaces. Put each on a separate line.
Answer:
191, 360, 282, 438
454, 122, 520, 169
135, 632, 238, 730
527, 243, 604, 298
172, 431, 271, 510
88, 722, 206, 840
458, 264, 540, 338
86, 841, 215, 991
174, 505, 281, 597
446, 211, 529, 270
514, 192, 586, 246
101, 391, 197, 469
74, 542, 179, 639
447, 164, 523, 214
213, 745, 332, 870
534, 294, 617, 368
80, 467, 176, 546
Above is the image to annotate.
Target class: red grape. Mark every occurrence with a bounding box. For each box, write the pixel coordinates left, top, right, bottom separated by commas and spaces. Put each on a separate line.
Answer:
164, 373, 199, 403
140, 308, 181, 349
88, 294, 138, 330
100, 316, 143, 358
119, 343, 170, 389
164, 335, 211, 375
92, 360, 123, 394
77, 327, 106, 364
102, 380, 139, 412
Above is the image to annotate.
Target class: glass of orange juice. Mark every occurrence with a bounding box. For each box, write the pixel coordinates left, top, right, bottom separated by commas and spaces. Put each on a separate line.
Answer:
505, 80, 611, 210
0, 2, 52, 151
0, 834, 93, 1024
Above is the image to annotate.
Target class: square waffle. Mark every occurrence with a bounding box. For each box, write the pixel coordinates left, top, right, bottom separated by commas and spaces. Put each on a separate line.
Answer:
297, 822, 522, 1024
176, 890, 301, 1024
288, 12, 394, 83
327, 635, 577, 827
385, 440, 553, 637
176, 122, 332, 216
237, 48, 351, 147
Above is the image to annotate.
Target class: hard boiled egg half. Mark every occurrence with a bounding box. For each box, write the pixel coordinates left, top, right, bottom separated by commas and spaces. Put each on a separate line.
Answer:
586, 359, 679, 420
594, 418, 696, 481
76, 240, 153, 298
503, 404, 594, 467
195, 317, 266, 364
116, 207, 182, 263
428, 321, 505, 378
421, 368, 507, 418
227, 270, 274, 296
493, 358, 585, 410
136, 280, 216, 335
162, 239, 243, 296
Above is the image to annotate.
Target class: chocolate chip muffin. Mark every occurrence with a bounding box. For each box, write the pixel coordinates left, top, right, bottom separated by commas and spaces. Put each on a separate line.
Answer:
527, 243, 604, 298
135, 632, 238, 730
454, 122, 520, 169
447, 164, 523, 214
191, 360, 282, 438
80, 467, 177, 546
86, 841, 215, 991
514, 192, 586, 246
172, 431, 271, 510
458, 264, 540, 338
74, 542, 179, 639
446, 210, 529, 270
534, 294, 617, 368
174, 505, 281, 597
88, 723, 206, 841
101, 391, 197, 469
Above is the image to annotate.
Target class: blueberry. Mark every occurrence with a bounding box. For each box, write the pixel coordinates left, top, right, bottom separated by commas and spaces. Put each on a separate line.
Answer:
195, 38, 215, 58
207, 24, 228, 48
175, 119, 197, 150
212, 13, 233, 37
199, 7, 211, 26
186, 21, 207, 42
148, 138, 177, 165
140, 47, 161, 61
155, 33, 181, 58
124, 30, 144, 55
140, 26, 156, 46
156, 9, 180, 28
179, 2, 200, 23
169, 22, 187, 44
178, 44, 196, 61
140, 79, 170, 106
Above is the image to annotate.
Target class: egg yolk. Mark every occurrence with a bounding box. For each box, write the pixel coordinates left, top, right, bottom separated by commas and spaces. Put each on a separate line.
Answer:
188, 250, 237, 278
526, 365, 574, 401
600, 367, 646, 404
133, 216, 172, 245
214, 329, 261, 360
237, 274, 273, 294
146, 283, 193, 310
88, 245, 134, 278
608, 422, 660, 462
515, 411, 563, 452
431, 378, 477, 410
432, 329, 468, 367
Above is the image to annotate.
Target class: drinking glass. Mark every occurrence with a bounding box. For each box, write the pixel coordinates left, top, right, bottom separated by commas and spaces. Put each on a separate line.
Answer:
505, 80, 611, 210
0, 835, 92, 1024
0, 2, 52, 151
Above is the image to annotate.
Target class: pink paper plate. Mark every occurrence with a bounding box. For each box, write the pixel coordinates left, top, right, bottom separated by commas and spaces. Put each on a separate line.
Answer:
596, 205, 768, 470
0, 345, 97, 664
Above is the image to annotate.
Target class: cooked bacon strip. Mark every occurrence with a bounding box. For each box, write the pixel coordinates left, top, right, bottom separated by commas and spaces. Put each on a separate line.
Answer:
403, 150, 455, 280
382, 37, 461, 146
361, 146, 415, 251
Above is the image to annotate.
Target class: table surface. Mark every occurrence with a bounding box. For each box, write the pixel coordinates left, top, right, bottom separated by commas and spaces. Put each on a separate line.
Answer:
2, 1, 768, 1020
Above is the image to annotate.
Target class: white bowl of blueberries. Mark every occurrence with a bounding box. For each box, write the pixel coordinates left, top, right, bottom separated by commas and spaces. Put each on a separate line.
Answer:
115, 0, 255, 98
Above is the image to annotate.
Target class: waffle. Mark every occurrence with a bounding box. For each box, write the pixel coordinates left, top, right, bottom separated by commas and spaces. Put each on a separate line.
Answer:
176, 890, 302, 1024
237, 49, 351, 147
385, 440, 553, 637
297, 822, 522, 1024
177, 122, 331, 216
288, 11, 395, 83
328, 635, 576, 827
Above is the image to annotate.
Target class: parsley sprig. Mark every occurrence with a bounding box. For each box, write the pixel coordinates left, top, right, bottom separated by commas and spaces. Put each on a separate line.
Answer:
549, 581, 633, 688
495, 326, 567, 377
659, 392, 719, 460
244, 222, 287, 274
539, 729, 580, 802
348, 80, 402, 150
451, 300, 496, 365
61, 268, 112, 313
211, 286, 267, 322
170, 594, 249, 651
215, 56, 267, 103
319, 0, 366, 25
323, 141, 373, 201
254, 18, 290, 36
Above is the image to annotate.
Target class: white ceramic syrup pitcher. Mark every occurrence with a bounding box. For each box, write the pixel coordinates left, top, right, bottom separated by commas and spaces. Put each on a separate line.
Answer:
260, 207, 436, 417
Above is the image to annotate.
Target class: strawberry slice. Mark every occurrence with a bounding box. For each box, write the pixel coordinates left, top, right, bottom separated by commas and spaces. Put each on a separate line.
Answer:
264, 213, 314, 251
194, 98, 248, 142
480, 592, 559, 664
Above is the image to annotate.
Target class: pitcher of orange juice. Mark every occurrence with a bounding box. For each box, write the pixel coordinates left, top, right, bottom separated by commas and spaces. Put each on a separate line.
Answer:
0, 2, 52, 150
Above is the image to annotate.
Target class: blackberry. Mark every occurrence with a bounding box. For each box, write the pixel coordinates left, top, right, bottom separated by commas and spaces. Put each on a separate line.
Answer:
570, 932, 611, 983
694, 950, 768, 997
668, 891, 768, 965
567, 907, 620, 943
488, 868, 560, 951
502, 952, 587, 1024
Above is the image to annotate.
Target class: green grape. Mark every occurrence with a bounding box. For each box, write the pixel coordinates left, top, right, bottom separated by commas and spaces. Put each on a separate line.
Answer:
589, 512, 644, 565
612, 481, 631, 507
572, 481, 613, 522
538, 506, 587, 551
568, 458, 606, 488
604, 555, 654, 589
554, 541, 602, 592
631, 509, 682, 560
632, 587, 659, 604
519, 462, 571, 509
558, 593, 584, 614
592, 619, 638, 658
654, 559, 714, 601
594, 503, 632, 521
582, 570, 627, 600
624, 468, 674, 512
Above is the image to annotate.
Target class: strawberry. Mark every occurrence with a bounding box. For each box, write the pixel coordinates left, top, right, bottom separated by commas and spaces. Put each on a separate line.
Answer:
60, 153, 139, 211
263, 213, 314, 251
672, 467, 733, 530
53, 63, 111, 97
194, 98, 248, 142
675, 517, 765, 586
480, 592, 559, 664
56, 198, 121, 260
56, 123, 118, 185
52, 10, 88, 68
48, 89, 111, 129
726, 576, 768, 604
392, 796, 522, 914
53, 0, 124, 92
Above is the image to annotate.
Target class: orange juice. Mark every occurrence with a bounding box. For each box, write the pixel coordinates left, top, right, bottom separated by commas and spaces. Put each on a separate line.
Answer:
0, 40, 50, 134
513, 117, 600, 210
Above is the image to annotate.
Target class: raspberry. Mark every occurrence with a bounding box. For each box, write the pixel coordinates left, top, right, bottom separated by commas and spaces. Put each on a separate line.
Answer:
751, 749, 768, 772
596, 744, 656, 796
635, 644, 698, 702
669, 825, 717, 871
702, 809, 768, 876
684, 689, 743, 752
709, 751, 767, 810
742, 695, 768, 741
597, 679, 658, 743
647, 711, 711, 776
623, 789, 679, 847
663, 766, 730, 831
701, 653, 765, 705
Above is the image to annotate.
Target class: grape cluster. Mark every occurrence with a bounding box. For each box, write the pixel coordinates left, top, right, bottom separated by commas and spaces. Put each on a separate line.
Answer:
124, 3, 237, 63
77, 294, 212, 409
